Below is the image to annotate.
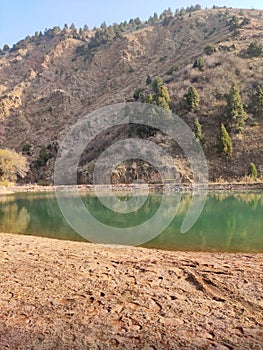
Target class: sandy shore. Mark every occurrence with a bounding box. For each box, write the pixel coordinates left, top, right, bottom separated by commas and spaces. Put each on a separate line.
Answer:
0, 233, 262, 349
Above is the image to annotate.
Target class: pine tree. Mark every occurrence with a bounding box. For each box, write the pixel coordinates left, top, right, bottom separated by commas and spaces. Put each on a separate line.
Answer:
70, 23, 77, 31
247, 162, 258, 178
193, 118, 205, 146
146, 75, 152, 85
253, 85, 263, 117
218, 124, 233, 158
183, 86, 200, 111
152, 78, 171, 111
226, 83, 247, 130
3, 44, 9, 51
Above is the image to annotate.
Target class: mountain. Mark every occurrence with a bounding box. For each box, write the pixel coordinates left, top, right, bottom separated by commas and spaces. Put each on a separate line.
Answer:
0, 7, 262, 184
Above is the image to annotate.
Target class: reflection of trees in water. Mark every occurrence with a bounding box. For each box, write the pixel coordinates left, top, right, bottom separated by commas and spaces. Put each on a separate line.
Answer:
0, 195, 17, 204
211, 192, 262, 207
177, 194, 192, 215
145, 192, 263, 252
0, 203, 30, 233
0, 191, 262, 251
225, 215, 236, 249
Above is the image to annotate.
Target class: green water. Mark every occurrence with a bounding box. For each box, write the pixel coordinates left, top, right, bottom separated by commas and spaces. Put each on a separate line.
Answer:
0, 191, 262, 252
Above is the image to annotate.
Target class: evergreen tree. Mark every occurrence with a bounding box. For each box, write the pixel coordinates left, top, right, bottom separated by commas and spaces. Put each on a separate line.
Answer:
152, 77, 163, 94
3, 44, 9, 51
160, 8, 173, 19
226, 83, 247, 130
152, 78, 171, 111
70, 23, 77, 31
194, 4, 202, 11
247, 162, 258, 179
146, 75, 152, 85
193, 118, 205, 146
148, 16, 154, 24
218, 124, 233, 158
100, 21, 107, 30
134, 18, 142, 26
183, 86, 200, 111
253, 85, 263, 117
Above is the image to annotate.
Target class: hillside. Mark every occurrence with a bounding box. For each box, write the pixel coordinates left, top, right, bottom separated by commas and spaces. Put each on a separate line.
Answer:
0, 7, 262, 184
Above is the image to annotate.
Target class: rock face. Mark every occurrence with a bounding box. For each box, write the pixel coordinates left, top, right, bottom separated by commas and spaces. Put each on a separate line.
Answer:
0, 8, 263, 183
0, 233, 262, 349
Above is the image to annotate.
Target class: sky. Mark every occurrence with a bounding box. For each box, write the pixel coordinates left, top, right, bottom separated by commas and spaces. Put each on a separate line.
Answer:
0, 0, 263, 48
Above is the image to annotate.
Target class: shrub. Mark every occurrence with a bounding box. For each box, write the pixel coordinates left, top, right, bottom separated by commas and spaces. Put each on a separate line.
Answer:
247, 162, 258, 178
22, 141, 32, 155
133, 88, 144, 101
240, 17, 251, 27
193, 57, 205, 71
228, 15, 240, 31
166, 66, 179, 75
204, 44, 216, 55
36, 147, 52, 167
0, 149, 28, 182
217, 124, 233, 158
247, 40, 263, 57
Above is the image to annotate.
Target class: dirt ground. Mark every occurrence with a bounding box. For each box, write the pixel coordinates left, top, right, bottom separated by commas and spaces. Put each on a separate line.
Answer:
0, 233, 262, 349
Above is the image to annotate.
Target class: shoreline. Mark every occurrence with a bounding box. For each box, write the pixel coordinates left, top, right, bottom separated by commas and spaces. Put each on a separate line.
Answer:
0, 233, 262, 349
1, 181, 263, 194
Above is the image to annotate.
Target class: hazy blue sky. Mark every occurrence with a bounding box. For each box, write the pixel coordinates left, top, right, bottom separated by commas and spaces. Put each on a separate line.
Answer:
0, 0, 262, 48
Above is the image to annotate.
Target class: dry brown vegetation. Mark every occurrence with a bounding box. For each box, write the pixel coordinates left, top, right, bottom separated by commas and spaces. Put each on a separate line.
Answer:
0, 7, 262, 183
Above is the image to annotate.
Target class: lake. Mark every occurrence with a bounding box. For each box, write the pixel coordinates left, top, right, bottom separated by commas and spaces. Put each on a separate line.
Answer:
0, 191, 262, 252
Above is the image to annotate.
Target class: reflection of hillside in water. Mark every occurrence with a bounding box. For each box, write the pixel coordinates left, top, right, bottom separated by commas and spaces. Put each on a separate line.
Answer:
144, 191, 263, 252
0, 203, 30, 233
0, 191, 262, 252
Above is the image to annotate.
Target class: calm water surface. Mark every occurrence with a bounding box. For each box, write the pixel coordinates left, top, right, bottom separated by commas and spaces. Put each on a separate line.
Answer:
0, 191, 262, 252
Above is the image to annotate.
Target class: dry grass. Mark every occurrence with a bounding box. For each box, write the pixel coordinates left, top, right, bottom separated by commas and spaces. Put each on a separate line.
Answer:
0, 8, 262, 182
